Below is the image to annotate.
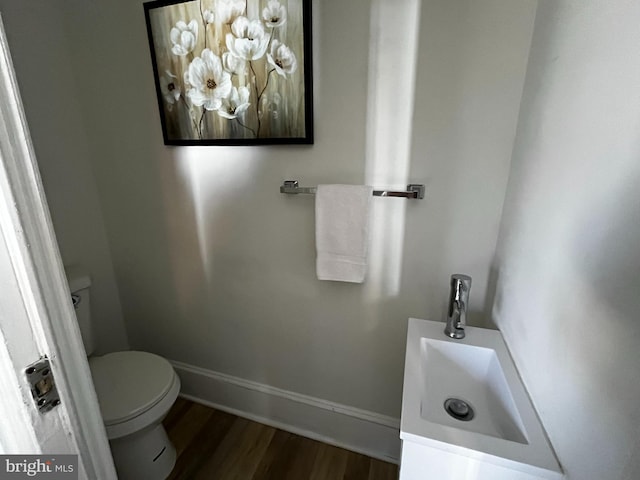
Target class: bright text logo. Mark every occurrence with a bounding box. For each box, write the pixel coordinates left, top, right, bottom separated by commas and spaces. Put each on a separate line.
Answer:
0, 456, 77, 479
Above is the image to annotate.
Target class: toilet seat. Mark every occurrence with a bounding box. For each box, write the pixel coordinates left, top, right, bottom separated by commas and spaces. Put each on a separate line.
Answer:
89, 351, 177, 427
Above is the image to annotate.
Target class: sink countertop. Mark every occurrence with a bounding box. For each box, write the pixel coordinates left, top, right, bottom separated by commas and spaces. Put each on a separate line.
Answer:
401, 318, 563, 479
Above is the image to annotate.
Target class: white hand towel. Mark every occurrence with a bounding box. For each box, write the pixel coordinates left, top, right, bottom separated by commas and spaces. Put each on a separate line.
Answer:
315, 184, 373, 283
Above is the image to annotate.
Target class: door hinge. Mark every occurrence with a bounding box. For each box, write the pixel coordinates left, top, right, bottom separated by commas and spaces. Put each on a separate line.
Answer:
25, 357, 61, 413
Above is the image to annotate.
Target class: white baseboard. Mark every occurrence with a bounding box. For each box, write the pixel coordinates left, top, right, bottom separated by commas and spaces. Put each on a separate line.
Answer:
170, 360, 401, 464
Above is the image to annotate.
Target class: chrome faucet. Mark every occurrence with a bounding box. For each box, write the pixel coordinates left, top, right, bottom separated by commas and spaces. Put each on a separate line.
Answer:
444, 274, 472, 339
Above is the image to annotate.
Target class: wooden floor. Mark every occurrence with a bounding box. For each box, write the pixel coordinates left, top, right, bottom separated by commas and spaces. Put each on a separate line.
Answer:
164, 398, 399, 480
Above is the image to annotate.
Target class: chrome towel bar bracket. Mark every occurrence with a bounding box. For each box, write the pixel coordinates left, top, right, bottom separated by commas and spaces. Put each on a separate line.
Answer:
280, 180, 425, 199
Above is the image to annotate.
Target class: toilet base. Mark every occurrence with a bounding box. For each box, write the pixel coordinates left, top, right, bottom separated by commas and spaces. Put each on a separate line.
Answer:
109, 423, 176, 480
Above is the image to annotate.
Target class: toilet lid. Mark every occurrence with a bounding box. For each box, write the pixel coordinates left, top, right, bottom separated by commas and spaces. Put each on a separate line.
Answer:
89, 351, 176, 426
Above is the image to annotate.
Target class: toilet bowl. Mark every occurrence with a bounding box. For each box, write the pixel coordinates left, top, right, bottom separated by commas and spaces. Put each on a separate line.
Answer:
66, 268, 180, 480
90, 351, 180, 479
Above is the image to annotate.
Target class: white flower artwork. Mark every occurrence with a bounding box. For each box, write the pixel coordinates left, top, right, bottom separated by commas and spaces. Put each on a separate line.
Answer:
225, 16, 270, 61
170, 20, 198, 56
145, 0, 312, 143
202, 9, 215, 24
222, 51, 246, 76
267, 40, 297, 77
218, 86, 251, 119
186, 49, 232, 111
214, 0, 245, 24
262, 0, 287, 28
159, 71, 181, 110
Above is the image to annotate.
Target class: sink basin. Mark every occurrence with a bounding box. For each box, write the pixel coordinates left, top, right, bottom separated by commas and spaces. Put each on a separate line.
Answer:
421, 338, 528, 444
401, 318, 562, 479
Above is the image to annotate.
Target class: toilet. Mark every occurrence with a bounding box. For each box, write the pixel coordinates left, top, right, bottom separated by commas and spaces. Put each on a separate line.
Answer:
66, 268, 180, 480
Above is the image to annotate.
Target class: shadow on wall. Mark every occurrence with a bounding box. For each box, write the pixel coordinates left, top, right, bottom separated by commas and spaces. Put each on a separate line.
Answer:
482, 266, 499, 330
128, 141, 212, 360
488, 168, 640, 339
555, 164, 640, 477
489, 153, 640, 478
573, 168, 640, 323
153, 143, 273, 367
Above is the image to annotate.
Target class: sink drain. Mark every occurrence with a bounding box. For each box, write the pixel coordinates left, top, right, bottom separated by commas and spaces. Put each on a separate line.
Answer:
444, 398, 475, 421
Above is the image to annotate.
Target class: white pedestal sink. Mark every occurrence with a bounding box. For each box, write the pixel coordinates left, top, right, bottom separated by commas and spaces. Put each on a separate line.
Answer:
400, 318, 563, 480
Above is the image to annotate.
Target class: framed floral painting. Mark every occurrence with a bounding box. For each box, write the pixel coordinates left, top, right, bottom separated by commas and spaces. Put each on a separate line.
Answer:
144, 0, 313, 145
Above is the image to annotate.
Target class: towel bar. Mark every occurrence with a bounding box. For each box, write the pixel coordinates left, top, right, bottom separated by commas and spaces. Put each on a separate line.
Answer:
280, 180, 425, 199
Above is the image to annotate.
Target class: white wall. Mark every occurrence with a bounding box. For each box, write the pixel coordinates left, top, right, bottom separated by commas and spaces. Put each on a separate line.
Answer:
8, 0, 640, 473
493, 0, 640, 478
45, 0, 536, 418
0, 1, 128, 354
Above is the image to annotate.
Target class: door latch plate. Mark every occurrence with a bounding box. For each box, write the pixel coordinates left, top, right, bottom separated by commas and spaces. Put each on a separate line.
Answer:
25, 358, 61, 413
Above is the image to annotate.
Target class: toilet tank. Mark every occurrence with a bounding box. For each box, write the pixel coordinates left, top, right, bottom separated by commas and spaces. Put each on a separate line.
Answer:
65, 267, 96, 356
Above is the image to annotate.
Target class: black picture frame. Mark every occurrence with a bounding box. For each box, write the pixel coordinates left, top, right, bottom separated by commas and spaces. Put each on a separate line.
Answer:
144, 0, 313, 145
